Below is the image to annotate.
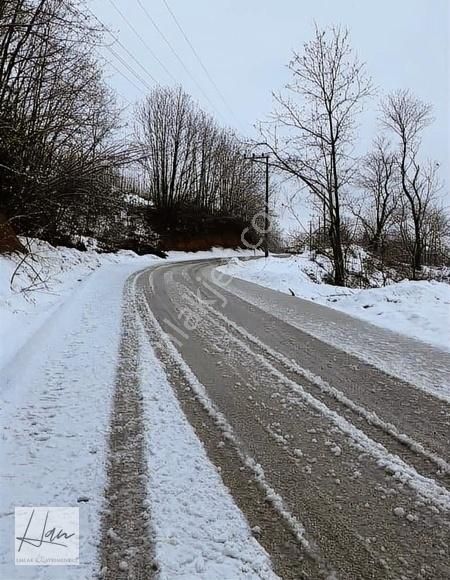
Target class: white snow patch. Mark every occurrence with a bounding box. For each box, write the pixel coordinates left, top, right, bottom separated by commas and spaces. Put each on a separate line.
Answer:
0, 240, 260, 371
0, 238, 161, 370
393, 507, 406, 518
167, 247, 263, 262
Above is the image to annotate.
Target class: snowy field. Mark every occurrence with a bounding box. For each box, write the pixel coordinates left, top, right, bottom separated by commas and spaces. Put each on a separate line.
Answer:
219, 254, 450, 352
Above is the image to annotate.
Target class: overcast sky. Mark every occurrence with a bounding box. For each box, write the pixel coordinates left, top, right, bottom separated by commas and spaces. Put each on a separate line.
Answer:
92, 0, 449, 230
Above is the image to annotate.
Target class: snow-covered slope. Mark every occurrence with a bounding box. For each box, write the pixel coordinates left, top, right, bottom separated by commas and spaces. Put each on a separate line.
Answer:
219, 255, 450, 352
0, 239, 161, 370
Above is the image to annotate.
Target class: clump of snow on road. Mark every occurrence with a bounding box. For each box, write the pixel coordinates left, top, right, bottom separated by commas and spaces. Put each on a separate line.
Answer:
219, 255, 450, 351
137, 321, 278, 580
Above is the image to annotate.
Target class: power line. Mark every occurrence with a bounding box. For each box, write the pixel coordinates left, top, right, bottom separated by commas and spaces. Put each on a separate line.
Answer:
71, 5, 152, 95
161, 0, 238, 123
106, 44, 152, 92
103, 54, 145, 95
85, 5, 157, 88
106, 0, 177, 84
135, 0, 223, 119
107, 34, 157, 87
102, 62, 139, 112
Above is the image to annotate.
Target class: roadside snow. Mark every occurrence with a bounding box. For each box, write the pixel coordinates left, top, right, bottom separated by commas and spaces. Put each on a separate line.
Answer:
219, 255, 450, 352
0, 262, 146, 579
167, 247, 263, 261
0, 239, 160, 370
0, 241, 260, 371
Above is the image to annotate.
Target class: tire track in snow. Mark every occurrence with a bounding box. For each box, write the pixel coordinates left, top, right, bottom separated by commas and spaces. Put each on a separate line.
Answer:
217, 265, 450, 405
135, 271, 333, 580
100, 282, 155, 579
188, 286, 450, 484
142, 261, 450, 578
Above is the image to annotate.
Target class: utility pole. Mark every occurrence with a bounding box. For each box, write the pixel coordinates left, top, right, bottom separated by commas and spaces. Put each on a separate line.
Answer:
244, 152, 270, 258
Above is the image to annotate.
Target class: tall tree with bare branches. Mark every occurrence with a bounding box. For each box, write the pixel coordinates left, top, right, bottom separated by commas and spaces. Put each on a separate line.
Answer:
381, 89, 440, 274
355, 136, 398, 252
260, 26, 372, 285
0, 0, 127, 243
135, 86, 265, 227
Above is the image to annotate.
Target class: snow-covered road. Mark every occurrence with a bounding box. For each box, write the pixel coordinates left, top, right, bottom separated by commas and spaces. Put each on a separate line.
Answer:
140, 259, 450, 579
1, 254, 450, 579
0, 257, 276, 580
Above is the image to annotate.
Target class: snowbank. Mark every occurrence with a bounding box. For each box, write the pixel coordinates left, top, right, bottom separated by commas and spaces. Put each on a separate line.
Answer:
219, 255, 450, 352
0, 239, 161, 370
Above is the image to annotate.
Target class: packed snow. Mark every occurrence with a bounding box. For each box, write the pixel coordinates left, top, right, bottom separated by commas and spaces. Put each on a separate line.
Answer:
219, 254, 450, 352
0, 261, 145, 578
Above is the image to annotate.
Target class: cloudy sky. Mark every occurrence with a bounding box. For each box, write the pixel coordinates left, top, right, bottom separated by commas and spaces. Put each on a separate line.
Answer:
92, 0, 449, 229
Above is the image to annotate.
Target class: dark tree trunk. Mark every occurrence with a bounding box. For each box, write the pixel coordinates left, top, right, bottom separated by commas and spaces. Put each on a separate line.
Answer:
329, 222, 345, 286
411, 215, 423, 278
369, 234, 380, 253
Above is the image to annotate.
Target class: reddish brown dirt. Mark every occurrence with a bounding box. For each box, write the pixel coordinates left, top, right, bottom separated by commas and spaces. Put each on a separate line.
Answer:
160, 231, 244, 251
0, 213, 27, 254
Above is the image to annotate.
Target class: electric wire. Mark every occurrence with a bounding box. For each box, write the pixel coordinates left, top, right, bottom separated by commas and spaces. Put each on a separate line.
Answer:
161, 0, 237, 122
106, 0, 177, 84
135, 0, 223, 118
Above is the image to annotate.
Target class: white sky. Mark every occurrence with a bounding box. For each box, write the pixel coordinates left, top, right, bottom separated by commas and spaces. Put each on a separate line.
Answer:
92, 0, 449, 231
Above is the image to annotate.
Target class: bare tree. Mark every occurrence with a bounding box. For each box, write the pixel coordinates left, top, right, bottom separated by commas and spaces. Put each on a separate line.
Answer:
355, 136, 398, 253
135, 86, 266, 229
260, 26, 372, 285
381, 89, 440, 274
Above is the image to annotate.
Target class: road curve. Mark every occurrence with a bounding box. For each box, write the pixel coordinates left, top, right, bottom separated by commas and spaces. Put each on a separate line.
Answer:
135, 258, 450, 580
